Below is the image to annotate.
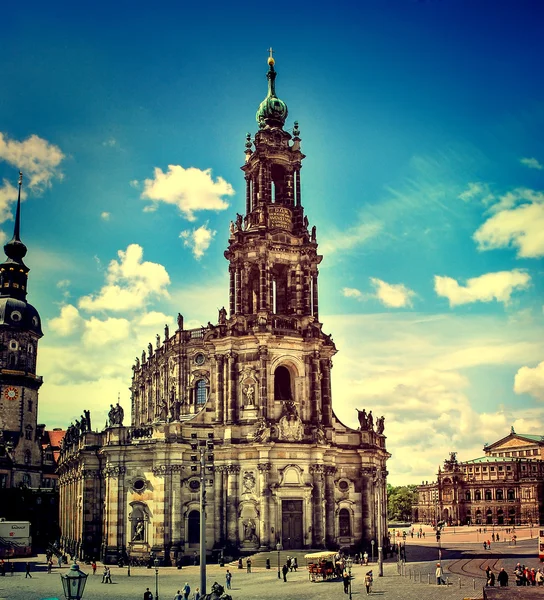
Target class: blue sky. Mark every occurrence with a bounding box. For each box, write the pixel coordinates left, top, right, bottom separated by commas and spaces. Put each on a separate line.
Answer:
1, 0, 543, 483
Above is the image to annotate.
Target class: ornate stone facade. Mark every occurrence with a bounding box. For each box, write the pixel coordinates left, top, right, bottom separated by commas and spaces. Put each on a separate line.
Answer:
57, 56, 390, 564
414, 430, 544, 526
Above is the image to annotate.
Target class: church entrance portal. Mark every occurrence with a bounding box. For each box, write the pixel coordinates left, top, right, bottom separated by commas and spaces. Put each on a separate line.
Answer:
281, 500, 303, 549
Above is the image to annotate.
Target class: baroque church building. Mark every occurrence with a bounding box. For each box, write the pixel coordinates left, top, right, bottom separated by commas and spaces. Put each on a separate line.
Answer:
58, 56, 390, 565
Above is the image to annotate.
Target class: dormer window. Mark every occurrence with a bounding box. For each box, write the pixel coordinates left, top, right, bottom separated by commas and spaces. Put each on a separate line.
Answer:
9, 340, 18, 350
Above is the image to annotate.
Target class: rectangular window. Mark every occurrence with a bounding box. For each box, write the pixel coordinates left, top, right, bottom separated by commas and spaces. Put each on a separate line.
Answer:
27, 400, 33, 412
498, 466, 503, 471
490, 467, 495, 472
482, 467, 487, 472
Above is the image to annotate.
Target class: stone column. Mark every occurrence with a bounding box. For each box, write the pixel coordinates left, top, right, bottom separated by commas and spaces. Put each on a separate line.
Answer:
226, 353, 237, 424
257, 463, 271, 548
245, 176, 251, 214
310, 465, 325, 548
229, 267, 235, 316
215, 466, 226, 545
303, 269, 311, 315
295, 169, 301, 207
102, 465, 126, 563
215, 354, 224, 423
320, 359, 332, 427
259, 262, 267, 311
324, 466, 337, 546
235, 267, 242, 315
226, 465, 240, 545
259, 346, 268, 420
170, 469, 183, 560
310, 351, 321, 424
312, 273, 319, 319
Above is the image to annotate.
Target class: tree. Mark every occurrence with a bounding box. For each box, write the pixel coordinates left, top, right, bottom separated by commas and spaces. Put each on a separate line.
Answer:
387, 484, 419, 522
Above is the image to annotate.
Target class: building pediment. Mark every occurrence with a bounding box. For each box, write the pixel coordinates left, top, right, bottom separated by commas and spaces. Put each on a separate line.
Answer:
485, 432, 544, 453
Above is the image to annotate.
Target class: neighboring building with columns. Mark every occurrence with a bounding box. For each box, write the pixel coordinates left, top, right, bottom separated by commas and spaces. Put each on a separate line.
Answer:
413, 429, 544, 527
57, 55, 390, 565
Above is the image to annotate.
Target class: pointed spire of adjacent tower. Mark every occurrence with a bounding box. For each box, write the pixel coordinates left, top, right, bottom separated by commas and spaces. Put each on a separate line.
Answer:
4, 171, 28, 263
1, 172, 30, 301
256, 48, 288, 129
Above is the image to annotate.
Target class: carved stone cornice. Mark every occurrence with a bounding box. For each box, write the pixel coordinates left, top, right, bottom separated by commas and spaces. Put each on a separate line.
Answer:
82, 469, 102, 479
152, 465, 184, 476
103, 465, 126, 478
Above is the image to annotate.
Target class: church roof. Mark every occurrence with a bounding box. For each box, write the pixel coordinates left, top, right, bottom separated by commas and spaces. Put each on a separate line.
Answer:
464, 455, 535, 464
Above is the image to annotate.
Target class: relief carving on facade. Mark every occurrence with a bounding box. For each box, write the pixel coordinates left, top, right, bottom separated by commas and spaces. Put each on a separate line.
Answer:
103, 465, 126, 478
278, 400, 303, 441
242, 471, 256, 493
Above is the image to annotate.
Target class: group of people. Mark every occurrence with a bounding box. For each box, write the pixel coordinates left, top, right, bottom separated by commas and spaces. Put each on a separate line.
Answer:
514, 563, 544, 586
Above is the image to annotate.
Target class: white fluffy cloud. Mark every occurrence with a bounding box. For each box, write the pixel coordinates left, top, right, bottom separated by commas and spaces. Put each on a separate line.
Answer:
434, 269, 531, 307
342, 287, 363, 299
520, 157, 543, 170
470, 187, 544, 258
180, 223, 216, 259
79, 244, 170, 312
0, 132, 65, 191
48, 304, 84, 336
370, 277, 416, 308
514, 361, 544, 400
101, 211, 111, 220
320, 221, 382, 255
82, 316, 131, 347
141, 165, 234, 221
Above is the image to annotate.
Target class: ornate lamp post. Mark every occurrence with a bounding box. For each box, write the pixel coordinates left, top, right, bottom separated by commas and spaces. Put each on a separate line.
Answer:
154, 558, 159, 600
346, 556, 353, 600
276, 542, 282, 579
60, 564, 88, 600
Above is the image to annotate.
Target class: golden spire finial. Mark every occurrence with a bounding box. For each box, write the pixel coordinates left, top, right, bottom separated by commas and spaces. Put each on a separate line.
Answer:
267, 46, 275, 66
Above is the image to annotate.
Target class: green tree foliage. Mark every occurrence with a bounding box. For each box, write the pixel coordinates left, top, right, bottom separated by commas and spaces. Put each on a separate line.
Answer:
387, 484, 419, 522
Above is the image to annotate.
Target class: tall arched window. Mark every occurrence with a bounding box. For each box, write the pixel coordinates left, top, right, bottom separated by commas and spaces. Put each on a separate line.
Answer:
188, 510, 200, 544
485, 489, 492, 501
475, 490, 481, 501
339, 508, 351, 536
496, 489, 503, 501
507, 489, 515, 500
195, 380, 207, 406
274, 366, 291, 400
465, 491, 471, 501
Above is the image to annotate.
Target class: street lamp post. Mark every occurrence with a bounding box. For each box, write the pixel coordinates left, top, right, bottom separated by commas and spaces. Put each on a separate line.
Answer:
60, 563, 88, 600
346, 556, 353, 600
276, 542, 282, 579
154, 558, 159, 600
370, 539, 375, 563
374, 468, 384, 577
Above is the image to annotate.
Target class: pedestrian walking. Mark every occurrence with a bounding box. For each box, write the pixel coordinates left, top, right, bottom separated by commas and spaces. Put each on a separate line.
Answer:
0, 561, 5, 577
144, 587, 154, 600
47, 560, 53, 574
225, 569, 232, 589
173, 591, 182, 600
293, 557, 298, 571
25, 562, 32, 578
183, 581, 191, 600
363, 551, 369, 565
343, 570, 350, 594
105, 566, 112, 583
91, 561, 97, 574
194, 587, 201, 600
364, 570, 373, 594
282, 563, 288, 582
436, 563, 445, 585
497, 567, 509, 587
246, 557, 252, 572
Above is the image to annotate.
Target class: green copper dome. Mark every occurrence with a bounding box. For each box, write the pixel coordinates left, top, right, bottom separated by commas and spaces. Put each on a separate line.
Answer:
256, 56, 288, 129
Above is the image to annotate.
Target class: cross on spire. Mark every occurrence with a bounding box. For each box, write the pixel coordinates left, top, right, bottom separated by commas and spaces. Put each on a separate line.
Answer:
267, 47, 274, 59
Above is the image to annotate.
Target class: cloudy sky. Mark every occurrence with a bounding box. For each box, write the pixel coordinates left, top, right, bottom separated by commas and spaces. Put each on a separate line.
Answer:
1, 0, 542, 484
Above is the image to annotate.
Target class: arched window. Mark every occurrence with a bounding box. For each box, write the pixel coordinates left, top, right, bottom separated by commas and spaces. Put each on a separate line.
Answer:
195, 380, 207, 406
465, 491, 471, 501
188, 510, 200, 544
274, 366, 292, 400
22, 474, 31, 487
475, 490, 481, 501
507, 489, 515, 501
339, 508, 351, 537
270, 164, 286, 204
485, 489, 492, 501
496, 489, 503, 501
